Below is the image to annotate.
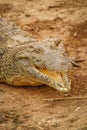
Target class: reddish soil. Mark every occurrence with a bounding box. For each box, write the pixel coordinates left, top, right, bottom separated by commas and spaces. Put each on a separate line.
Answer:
0, 0, 87, 130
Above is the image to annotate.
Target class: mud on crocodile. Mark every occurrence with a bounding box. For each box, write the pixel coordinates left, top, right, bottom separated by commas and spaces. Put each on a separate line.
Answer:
0, 17, 77, 92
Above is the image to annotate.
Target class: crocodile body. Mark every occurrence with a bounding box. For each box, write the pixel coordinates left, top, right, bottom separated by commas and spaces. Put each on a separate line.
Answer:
0, 17, 75, 92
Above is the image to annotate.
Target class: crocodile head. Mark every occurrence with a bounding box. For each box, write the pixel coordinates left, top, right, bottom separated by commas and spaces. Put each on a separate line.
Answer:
16, 39, 74, 92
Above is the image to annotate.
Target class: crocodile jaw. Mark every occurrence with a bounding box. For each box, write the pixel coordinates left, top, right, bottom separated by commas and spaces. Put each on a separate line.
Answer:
36, 68, 71, 92
16, 57, 71, 92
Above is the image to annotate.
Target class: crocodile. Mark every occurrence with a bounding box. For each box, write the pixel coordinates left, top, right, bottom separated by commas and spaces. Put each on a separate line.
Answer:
0, 17, 77, 92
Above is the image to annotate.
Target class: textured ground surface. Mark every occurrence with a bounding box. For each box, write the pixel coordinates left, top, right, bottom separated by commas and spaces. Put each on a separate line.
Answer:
0, 0, 87, 130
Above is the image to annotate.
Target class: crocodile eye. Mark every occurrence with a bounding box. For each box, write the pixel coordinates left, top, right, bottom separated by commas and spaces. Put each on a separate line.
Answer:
50, 39, 62, 49
55, 40, 62, 46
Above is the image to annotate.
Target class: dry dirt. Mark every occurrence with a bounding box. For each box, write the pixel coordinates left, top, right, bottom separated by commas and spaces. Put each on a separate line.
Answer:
0, 0, 87, 130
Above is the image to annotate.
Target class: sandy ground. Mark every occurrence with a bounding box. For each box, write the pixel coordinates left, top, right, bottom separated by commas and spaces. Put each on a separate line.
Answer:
0, 0, 87, 130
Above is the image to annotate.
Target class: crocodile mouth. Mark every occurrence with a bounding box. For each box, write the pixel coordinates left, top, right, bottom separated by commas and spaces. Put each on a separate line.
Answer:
17, 58, 71, 92
37, 68, 71, 92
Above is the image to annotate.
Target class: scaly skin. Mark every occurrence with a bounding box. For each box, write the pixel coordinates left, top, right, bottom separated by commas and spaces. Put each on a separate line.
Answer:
0, 17, 74, 92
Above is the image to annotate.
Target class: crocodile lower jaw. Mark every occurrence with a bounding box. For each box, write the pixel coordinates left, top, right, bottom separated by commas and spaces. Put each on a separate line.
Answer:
37, 68, 71, 92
